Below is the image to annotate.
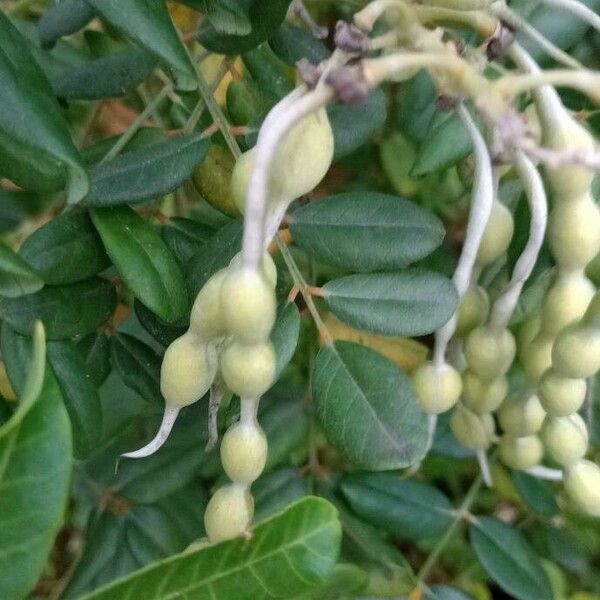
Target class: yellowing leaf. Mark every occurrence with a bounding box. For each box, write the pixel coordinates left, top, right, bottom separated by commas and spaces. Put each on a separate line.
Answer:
0, 362, 15, 401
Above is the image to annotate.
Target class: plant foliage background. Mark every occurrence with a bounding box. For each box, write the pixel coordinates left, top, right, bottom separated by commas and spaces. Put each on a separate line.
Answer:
0, 0, 599, 599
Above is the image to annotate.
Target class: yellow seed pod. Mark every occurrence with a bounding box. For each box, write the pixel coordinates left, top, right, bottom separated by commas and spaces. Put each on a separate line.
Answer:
450, 404, 495, 450
521, 335, 553, 385
455, 285, 489, 338
498, 392, 545, 436
541, 414, 588, 466
231, 108, 334, 212
220, 339, 276, 398
538, 370, 587, 417
461, 371, 507, 414
221, 267, 276, 342
564, 459, 600, 517
464, 326, 516, 381
189, 269, 229, 340
540, 273, 595, 338
476, 201, 514, 266
547, 198, 600, 270
498, 434, 544, 470
229, 251, 277, 289
221, 422, 268, 484
553, 323, 600, 379
160, 333, 218, 406
412, 361, 462, 414
204, 483, 254, 543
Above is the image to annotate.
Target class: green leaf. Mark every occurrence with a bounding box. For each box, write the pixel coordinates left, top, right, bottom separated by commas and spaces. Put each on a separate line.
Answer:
52, 48, 157, 100
18, 210, 110, 285
91, 206, 187, 322
162, 217, 214, 264
328, 89, 387, 160
0, 13, 88, 203
423, 585, 476, 600
512, 470, 559, 517
134, 300, 187, 347
77, 332, 111, 387
268, 22, 330, 66
110, 333, 162, 404
38, 0, 96, 48
242, 44, 294, 99
323, 270, 458, 337
293, 564, 369, 599
313, 342, 427, 469
79, 497, 341, 600
87, 134, 210, 206
0, 188, 44, 233
84, 0, 197, 90
290, 192, 444, 272
0, 278, 117, 339
271, 302, 300, 380
340, 473, 455, 540
470, 516, 553, 600
197, 0, 292, 54
253, 467, 307, 523
397, 70, 437, 143
0, 241, 43, 297
0, 323, 72, 600
82, 127, 166, 166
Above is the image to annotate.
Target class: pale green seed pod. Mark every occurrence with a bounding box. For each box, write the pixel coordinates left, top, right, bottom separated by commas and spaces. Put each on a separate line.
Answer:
498, 434, 544, 470
450, 404, 495, 451
221, 267, 276, 343
538, 370, 587, 417
412, 361, 462, 414
229, 251, 277, 288
221, 421, 268, 484
161, 332, 218, 407
521, 335, 553, 385
455, 285, 489, 338
476, 201, 514, 265
464, 326, 516, 381
497, 393, 545, 436
220, 339, 276, 398
461, 371, 507, 414
189, 269, 229, 340
564, 459, 600, 517
204, 483, 254, 543
552, 323, 600, 379
541, 414, 588, 466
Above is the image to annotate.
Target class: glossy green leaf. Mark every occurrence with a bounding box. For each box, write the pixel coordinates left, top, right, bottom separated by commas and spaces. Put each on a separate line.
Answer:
53, 48, 157, 99
0, 323, 72, 600
110, 333, 162, 404
134, 300, 187, 347
0, 241, 43, 297
268, 22, 330, 65
77, 331, 111, 387
328, 89, 387, 160
197, 0, 292, 54
79, 497, 341, 600
419, 585, 476, 600
84, 0, 197, 90
271, 302, 300, 380
323, 270, 458, 337
253, 467, 307, 523
290, 192, 444, 272
341, 473, 455, 540
293, 564, 369, 599
0, 188, 44, 233
242, 45, 294, 99
313, 342, 427, 469
38, 0, 96, 48
162, 217, 214, 264
470, 516, 553, 600
19, 210, 110, 285
398, 70, 437, 142
82, 127, 166, 166
91, 206, 187, 322
0, 13, 88, 203
87, 134, 210, 206
512, 470, 559, 517
0, 277, 116, 339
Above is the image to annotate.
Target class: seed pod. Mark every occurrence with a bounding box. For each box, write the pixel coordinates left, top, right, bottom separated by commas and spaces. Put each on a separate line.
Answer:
189, 269, 229, 340
204, 483, 254, 543
538, 370, 586, 417
455, 285, 489, 337
221, 267, 276, 342
541, 414, 588, 466
564, 459, 600, 517
462, 371, 507, 414
476, 201, 514, 266
412, 361, 462, 414
521, 335, 553, 385
229, 251, 277, 289
498, 392, 545, 436
498, 434, 543, 470
464, 326, 516, 381
450, 404, 495, 450
220, 339, 276, 397
552, 323, 600, 379
221, 421, 268, 484
161, 332, 218, 406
